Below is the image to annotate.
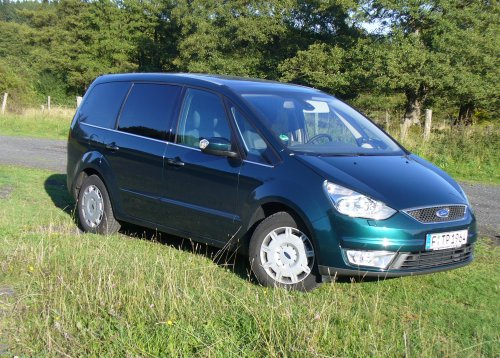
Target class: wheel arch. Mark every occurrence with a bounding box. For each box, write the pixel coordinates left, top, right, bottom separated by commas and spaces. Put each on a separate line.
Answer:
72, 167, 104, 200
239, 199, 317, 255
70, 151, 122, 217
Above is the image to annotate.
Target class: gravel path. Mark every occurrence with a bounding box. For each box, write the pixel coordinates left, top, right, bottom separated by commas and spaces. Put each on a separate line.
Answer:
0, 135, 66, 173
0, 135, 498, 241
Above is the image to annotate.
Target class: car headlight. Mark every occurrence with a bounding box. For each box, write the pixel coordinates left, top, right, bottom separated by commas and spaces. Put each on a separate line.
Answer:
345, 249, 396, 269
324, 181, 396, 220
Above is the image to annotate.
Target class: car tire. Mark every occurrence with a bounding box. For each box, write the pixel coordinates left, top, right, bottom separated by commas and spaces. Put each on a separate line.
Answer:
249, 212, 322, 291
77, 174, 120, 235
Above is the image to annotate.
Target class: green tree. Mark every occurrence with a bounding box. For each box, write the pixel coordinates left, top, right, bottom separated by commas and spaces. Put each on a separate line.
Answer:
278, 0, 361, 97
279, 43, 349, 95
430, 1, 499, 124
0, 5, 39, 107
358, 0, 499, 128
172, 0, 295, 78
21, 0, 138, 96
357, 1, 449, 132
121, 0, 181, 72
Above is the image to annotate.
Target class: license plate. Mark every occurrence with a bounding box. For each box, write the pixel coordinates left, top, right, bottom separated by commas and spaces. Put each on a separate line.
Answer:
425, 229, 468, 251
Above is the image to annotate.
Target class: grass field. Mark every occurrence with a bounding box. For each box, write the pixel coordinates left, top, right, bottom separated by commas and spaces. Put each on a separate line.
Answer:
0, 165, 499, 356
0, 109, 72, 141
400, 124, 500, 185
0, 109, 498, 184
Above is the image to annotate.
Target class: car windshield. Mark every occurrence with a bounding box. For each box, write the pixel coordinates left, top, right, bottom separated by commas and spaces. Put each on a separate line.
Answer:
242, 92, 404, 156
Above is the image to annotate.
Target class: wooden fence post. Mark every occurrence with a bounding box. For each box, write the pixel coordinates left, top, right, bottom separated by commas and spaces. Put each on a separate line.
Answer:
47, 96, 51, 112
1, 93, 8, 114
424, 109, 432, 140
385, 110, 390, 130
400, 120, 410, 140
76, 96, 83, 108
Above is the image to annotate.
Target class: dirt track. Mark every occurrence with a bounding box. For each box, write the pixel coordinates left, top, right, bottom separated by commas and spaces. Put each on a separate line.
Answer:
0, 135, 498, 242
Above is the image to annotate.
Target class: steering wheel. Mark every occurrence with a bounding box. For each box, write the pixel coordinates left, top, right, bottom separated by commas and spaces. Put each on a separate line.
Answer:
307, 133, 333, 144
356, 137, 385, 149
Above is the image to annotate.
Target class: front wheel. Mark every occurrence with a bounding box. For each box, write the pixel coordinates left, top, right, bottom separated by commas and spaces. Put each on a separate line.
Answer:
249, 212, 322, 291
77, 174, 120, 235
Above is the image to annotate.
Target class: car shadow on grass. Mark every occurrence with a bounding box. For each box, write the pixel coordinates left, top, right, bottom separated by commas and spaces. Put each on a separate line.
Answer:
44, 174, 75, 215
44, 174, 254, 284
120, 223, 254, 283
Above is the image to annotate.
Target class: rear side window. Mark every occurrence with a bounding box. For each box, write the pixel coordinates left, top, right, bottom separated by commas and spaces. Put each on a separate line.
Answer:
78, 81, 130, 129
118, 83, 181, 140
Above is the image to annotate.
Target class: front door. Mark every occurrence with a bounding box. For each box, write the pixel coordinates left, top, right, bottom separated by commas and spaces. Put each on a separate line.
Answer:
162, 88, 242, 242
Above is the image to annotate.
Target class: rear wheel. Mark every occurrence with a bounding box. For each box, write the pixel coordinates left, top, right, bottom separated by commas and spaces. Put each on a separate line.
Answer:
249, 212, 322, 291
77, 174, 120, 235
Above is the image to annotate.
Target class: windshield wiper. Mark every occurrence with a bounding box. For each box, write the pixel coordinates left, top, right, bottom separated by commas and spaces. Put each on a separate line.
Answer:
317, 152, 395, 157
317, 153, 360, 157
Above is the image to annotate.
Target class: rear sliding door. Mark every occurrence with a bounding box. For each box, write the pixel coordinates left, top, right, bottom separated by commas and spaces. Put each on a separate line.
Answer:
104, 82, 182, 224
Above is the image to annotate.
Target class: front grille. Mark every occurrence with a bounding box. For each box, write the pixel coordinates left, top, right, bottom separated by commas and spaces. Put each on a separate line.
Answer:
404, 205, 466, 223
390, 245, 473, 271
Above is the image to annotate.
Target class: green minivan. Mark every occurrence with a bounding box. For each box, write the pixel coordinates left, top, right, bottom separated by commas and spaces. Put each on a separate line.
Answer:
67, 73, 476, 291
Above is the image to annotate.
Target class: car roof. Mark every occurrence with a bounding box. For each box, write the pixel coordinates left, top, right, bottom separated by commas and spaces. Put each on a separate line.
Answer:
93, 73, 323, 95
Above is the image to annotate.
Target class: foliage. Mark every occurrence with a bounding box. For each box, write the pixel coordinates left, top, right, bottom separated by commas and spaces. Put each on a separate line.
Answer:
279, 43, 349, 95
434, 1, 500, 124
0, 60, 36, 110
356, 0, 499, 124
0, 0, 497, 122
20, 0, 139, 95
0, 19, 38, 109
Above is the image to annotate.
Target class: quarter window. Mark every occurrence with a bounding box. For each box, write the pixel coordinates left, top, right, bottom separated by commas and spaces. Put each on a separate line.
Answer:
177, 89, 232, 148
231, 106, 273, 165
78, 81, 130, 129
118, 83, 181, 140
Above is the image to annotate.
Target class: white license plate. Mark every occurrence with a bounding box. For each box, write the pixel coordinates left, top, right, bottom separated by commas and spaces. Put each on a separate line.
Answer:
425, 229, 468, 251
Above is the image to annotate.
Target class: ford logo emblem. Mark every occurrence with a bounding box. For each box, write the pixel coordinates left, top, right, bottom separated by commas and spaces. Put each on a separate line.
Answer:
436, 208, 450, 218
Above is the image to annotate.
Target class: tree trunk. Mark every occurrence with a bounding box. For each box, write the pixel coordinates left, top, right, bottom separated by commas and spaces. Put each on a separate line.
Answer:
404, 90, 423, 125
401, 86, 428, 138
454, 102, 474, 126
401, 90, 420, 138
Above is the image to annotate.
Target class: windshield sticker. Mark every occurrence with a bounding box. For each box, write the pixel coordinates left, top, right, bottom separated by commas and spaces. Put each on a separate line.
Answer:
279, 134, 289, 145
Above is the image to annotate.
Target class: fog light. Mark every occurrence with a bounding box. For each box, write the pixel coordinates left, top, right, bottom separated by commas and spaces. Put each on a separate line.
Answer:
345, 250, 396, 269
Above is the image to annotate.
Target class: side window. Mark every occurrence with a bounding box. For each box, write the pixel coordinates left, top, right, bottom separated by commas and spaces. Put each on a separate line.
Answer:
231, 105, 273, 165
176, 89, 232, 148
78, 81, 130, 129
118, 83, 181, 140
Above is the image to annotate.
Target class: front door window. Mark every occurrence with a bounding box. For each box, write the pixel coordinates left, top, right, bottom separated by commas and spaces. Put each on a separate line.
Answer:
176, 89, 232, 148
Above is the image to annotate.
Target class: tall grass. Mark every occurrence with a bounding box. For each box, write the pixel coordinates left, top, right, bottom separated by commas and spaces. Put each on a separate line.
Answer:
392, 124, 500, 184
0, 165, 499, 356
0, 108, 73, 140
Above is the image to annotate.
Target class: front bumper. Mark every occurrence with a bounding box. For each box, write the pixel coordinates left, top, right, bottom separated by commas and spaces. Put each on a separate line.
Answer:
318, 244, 474, 278
311, 207, 477, 277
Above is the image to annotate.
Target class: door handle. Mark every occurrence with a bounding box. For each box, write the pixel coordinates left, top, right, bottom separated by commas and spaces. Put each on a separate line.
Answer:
166, 157, 185, 167
105, 142, 120, 152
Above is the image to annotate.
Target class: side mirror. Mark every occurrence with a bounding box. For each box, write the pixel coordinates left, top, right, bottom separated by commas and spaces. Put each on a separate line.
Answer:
199, 137, 239, 158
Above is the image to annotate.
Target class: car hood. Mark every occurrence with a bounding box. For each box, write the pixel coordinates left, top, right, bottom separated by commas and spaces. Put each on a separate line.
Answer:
295, 154, 467, 210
